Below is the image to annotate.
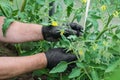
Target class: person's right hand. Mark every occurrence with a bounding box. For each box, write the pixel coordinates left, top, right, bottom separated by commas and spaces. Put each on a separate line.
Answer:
42, 23, 83, 41
44, 48, 77, 69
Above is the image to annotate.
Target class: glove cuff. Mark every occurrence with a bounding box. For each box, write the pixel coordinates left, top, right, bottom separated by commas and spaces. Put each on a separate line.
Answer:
44, 50, 55, 69
42, 26, 47, 40
42, 26, 51, 41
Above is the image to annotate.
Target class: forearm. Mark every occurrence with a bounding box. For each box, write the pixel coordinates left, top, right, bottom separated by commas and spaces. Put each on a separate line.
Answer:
0, 17, 44, 43
0, 53, 47, 79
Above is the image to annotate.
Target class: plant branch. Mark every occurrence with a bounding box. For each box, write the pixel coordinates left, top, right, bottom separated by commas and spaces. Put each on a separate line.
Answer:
83, 68, 92, 80
78, 72, 85, 79
71, 15, 76, 22
95, 25, 119, 41
95, 15, 115, 41
68, 61, 77, 65
20, 0, 27, 12
104, 15, 113, 29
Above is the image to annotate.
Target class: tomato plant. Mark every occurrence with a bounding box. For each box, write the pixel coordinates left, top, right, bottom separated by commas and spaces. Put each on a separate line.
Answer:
0, 0, 120, 80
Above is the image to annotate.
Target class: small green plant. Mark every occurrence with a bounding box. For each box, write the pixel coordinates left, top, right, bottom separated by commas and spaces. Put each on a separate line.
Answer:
0, 0, 120, 80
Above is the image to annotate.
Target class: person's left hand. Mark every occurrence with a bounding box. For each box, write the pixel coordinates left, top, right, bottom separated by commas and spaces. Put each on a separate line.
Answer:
44, 48, 77, 69
42, 23, 83, 41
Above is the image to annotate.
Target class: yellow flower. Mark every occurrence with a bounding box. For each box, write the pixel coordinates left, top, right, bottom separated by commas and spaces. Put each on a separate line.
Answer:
101, 5, 107, 11
103, 41, 108, 46
79, 50, 84, 55
82, 0, 87, 4
51, 21, 58, 27
92, 44, 98, 51
60, 30, 65, 35
113, 11, 119, 17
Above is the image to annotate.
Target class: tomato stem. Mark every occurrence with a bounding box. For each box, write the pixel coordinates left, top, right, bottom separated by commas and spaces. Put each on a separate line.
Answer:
95, 15, 114, 41
20, 0, 27, 12
95, 25, 119, 41
84, 68, 92, 80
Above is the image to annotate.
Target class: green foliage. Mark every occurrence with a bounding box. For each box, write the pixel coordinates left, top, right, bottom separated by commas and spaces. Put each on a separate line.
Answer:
68, 67, 81, 78
50, 61, 68, 73
90, 69, 99, 80
105, 59, 120, 73
2, 18, 14, 36
0, 1, 13, 17
0, 0, 120, 80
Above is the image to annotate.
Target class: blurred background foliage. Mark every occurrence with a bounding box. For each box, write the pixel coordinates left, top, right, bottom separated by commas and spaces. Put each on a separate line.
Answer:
0, 0, 120, 80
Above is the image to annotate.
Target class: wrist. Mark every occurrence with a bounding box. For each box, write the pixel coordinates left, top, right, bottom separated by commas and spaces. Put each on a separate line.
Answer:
34, 53, 47, 69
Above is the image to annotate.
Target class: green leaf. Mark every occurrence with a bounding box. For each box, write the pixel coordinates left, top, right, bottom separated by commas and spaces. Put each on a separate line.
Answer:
76, 14, 81, 22
87, 18, 98, 32
116, 32, 120, 39
68, 67, 81, 78
112, 44, 120, 53
50, 61, 68, 73
91, 69, 99, 80
90, 63, 107, 70
0, 2, 12, 17
90, 14, 101, 19
105, 59, 120, 73
61, 35, 71, 45
104, 66, 120, 80
36, 0, 45, 5
56, 4, 63, 12
33, 69, 48, 76
62, 75, 69, 80
2, 18, 14, 36
64, 0, 73, 6
12, 10, 19, 16
105, 0, 111, 5
67, 3, 73, 17
108, 42, 120, 55
76, 62, 85, 68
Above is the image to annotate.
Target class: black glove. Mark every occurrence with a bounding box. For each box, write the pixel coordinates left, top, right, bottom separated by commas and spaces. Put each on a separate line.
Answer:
45, 48, 77, 69
42, 23, 83, 41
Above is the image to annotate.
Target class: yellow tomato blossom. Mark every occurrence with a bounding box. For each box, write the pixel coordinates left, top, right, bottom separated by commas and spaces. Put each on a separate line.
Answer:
101, 5, 107, 11
113, 11, 119, 17
60, 30, 65, 35
51, 21, 58, 27
103, 41, 108, 46
82, 0, 87, 4
79, 49, 84, 55
92, 44, 98, 51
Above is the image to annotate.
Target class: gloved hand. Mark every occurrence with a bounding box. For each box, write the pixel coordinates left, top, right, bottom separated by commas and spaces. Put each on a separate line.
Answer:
45, 48, 77, 69
42, 23, 83, 41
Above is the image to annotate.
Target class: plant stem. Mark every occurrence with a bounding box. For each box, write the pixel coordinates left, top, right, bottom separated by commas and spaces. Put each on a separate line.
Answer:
71, 15, 77, 22
95, 25, 119, 41
68, 61, 77, 65
49, 1, 55, 17
104, 15, 113, 29
16, 0, 19, 11
83, 68, 92, 80
60, 73, 62, 80
20, 0, 27, 12
95, 15, 114, 41
77, 72, 85, 79
15, 44, 22, 54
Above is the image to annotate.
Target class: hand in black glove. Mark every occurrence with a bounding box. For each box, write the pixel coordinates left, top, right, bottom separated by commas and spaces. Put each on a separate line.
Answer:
45, 48, 77, 69
42, 23, 83, 41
